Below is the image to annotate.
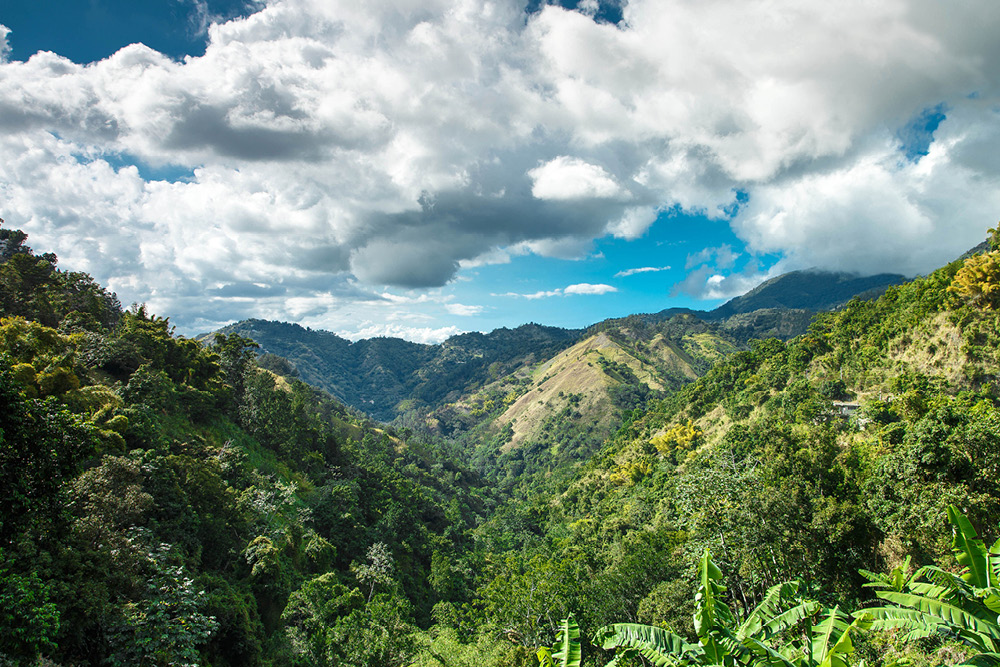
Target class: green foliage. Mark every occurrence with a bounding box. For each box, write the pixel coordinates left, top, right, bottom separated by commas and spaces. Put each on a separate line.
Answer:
949, 253, 1000, 310
5, 222, 1000, 667
105, 540, 218, 667
861, 506, 1000, 664
0, 549, 59, 665
598, 551, 869, 667
537, 615, 582, 667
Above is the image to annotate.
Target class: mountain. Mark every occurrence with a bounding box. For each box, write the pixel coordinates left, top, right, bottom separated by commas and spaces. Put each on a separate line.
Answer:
413, 314, 742, 491
212, 319, 580, 421
462, 249, 1000, 658
214, 270, 906, 425
7, 220, 1000, 667
706, 269, 908, 318
0, 227, 498, 666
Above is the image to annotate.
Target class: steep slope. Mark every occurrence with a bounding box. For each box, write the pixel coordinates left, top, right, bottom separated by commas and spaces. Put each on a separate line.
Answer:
641, 270, 908, 342
411, 315, 742, 494
494, 327, 714, 450
211, 268, 905, 428
461, 243, 1000, 655
0, 228, 498, 666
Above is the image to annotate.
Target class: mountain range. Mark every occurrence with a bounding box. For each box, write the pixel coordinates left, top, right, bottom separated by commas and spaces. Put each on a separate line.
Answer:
211, 269, 906, 486
214, 269, 905, 420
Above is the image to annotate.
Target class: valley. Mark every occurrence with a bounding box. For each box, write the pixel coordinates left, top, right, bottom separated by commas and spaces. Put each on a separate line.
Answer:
1, 223, 996, 667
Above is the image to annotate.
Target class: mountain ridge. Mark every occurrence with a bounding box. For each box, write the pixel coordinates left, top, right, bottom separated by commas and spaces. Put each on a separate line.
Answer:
212, 269, 907, 422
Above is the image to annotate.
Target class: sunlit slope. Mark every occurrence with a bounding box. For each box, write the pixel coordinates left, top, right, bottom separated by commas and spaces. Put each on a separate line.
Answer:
492, 325, 736, 451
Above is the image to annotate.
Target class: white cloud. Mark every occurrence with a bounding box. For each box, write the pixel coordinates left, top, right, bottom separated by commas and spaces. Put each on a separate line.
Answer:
498, 282, 617, 298
445, 302, 484, 316
337, 323, 465, 344
615, 266, 669, 278
685, 244, 740, 271
528, 156, 626, 200
564, 282, 617, 295
497, 289, 564, 300
0, 25, 10, 63
673, 262, 784, 301
1, 0, 1000, 331
608, 206, 658, 240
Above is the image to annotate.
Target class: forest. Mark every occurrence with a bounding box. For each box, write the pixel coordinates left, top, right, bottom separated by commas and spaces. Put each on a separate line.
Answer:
3, 221, 1000, 667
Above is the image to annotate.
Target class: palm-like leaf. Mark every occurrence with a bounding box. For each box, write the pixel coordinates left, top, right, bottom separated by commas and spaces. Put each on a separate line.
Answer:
739, 582, 801, 639
595, 623, 699, 666
807, 607, 870, 667
755, 602, 822, 641
874, 591, 1000, 646
857, 506, 1000, 663
950, 506, 993, 588
551, 616, 582, 667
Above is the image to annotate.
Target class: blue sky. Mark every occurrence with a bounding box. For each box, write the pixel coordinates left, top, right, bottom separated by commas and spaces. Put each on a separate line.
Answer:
1, 0, 998, 341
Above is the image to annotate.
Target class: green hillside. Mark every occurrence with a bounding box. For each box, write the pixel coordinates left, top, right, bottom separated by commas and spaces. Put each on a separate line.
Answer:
5, 222, 1000, 667
213, 319, 579, 421
0, 228, 503, 666
457, 238, 1000, 666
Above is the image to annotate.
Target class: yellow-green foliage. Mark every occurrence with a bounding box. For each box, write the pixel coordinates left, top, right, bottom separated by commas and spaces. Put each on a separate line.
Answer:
609, 457, 654, 485
0, 316, 80, 397
650, 419, 703, 456
948, 252, 1000, 309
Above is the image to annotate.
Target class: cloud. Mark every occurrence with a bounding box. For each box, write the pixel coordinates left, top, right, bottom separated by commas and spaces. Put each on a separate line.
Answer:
528, 156, 626, 200
0, 25, 10, 63
615, 266, 670, 278
498, 282, 617, 298
673, 262, 783, 301
445, 302, 484, 316
1, 0, 1000, 332
564, 282, 617, 295
337, 322, 464, 344
685, 244, 739, 271
497, 289, 564, 300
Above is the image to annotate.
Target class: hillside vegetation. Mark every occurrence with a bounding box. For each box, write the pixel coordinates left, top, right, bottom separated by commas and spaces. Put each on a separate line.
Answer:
454, 236, 1000, 666
3, 221, 999, 667
0, 227, 499, 666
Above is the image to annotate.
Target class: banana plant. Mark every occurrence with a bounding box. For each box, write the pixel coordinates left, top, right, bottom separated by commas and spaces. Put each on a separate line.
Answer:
859, 506, 1000, 665
595, 550, 866, 667
538, 615, 582, 667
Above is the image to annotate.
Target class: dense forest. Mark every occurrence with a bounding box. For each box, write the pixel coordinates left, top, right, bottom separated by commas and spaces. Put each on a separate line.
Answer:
3, 221, 1000, 667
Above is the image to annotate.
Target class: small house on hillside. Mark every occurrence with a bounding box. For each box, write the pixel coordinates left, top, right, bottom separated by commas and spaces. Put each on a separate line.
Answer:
831, 401, 860, 417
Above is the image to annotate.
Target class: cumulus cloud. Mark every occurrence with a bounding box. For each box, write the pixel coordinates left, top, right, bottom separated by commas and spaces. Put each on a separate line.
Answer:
685, 245, 739, 271
528, 156, 626, 200
0, 25, 10, 63
1, 0, 1000, 335
564, 282, 617, 295
445, 302, 484, 316
673, 262, 783, 301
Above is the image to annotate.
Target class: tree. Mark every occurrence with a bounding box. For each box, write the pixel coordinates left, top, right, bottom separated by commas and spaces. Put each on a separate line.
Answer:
948, 252, 1000, 310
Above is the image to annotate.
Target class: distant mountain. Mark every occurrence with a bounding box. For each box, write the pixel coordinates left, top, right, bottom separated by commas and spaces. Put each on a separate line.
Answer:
212, 319, 579, 421
211, 270, 906, 424
707, 269, 908, 318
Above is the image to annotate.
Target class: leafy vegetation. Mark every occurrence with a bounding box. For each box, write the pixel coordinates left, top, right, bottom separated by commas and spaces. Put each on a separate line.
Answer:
3, 221, 1000, 667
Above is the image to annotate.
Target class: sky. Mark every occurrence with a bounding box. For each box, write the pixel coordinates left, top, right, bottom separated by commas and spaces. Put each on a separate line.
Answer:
1, 0, 999, 343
